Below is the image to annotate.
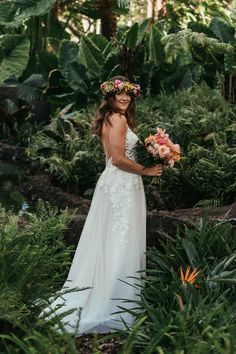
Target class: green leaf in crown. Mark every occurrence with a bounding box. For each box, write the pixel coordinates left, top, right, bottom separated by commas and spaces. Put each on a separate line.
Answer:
105, 81, 114, 92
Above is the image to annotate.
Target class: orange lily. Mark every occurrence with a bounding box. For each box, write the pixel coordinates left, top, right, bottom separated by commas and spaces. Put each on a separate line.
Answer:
180, 265, 200, 288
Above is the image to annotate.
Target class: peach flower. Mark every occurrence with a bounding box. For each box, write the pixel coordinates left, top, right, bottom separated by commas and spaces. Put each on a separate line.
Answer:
173, 144, 180, 153
167, 158, 175, 167
158, 145, 170, 158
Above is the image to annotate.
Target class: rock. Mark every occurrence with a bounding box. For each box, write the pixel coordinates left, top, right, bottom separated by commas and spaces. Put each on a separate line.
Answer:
63, 202, 236, 248
64, 214, 87, 247
147, 202, 236, 247
0, 141, 28, 163
24, 174, 91, 215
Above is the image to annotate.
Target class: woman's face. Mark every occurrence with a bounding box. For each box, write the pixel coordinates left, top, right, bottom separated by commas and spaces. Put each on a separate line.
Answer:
114, 91, 131, 114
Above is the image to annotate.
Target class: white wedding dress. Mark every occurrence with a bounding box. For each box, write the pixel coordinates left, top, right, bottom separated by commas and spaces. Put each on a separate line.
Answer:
45, 126, 146, 335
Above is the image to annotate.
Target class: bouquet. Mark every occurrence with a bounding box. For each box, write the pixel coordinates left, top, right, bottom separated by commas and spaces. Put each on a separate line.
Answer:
136, 127, 181, 176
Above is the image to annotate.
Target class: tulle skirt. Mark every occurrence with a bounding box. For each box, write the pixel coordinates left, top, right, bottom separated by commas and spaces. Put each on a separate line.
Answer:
43, 162, 146, 335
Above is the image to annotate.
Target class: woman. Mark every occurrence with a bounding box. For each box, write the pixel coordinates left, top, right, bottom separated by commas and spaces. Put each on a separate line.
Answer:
45, 76, 162, 335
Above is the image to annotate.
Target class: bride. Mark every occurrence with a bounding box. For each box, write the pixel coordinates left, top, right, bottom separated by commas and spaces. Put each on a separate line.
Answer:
44, 76, 163, 335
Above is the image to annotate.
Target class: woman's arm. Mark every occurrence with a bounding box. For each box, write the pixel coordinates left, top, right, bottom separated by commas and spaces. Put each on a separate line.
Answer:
109, 113, 162, 176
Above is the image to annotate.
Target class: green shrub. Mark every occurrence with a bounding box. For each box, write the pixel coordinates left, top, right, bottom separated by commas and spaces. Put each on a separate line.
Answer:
137, 84, 236, 209
28, 84, 236, 208
0, 200, 79, 353
27, 107, 104, 195
118, 218, 236, 353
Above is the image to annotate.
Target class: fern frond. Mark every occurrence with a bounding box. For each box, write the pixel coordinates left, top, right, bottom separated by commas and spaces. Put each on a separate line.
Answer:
163, 29, 234, 64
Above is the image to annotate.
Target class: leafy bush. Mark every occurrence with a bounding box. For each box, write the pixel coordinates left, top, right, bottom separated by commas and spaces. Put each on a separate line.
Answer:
28, 84, 236, 208
118, 218, 236, 353
0, 200, 79, 353
27, 106, 104, 195
137, 84, 236, 209
0, 99, 44, 146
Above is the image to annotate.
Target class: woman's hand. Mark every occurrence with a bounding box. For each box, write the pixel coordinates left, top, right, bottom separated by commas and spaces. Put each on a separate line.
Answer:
142, 164, 163, 177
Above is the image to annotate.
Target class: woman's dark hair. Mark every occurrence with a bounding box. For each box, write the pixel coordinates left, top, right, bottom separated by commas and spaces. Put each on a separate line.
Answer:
92, 75, 137, 138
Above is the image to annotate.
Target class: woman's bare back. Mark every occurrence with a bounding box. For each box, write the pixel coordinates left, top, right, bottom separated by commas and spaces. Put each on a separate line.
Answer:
101, 122, 112, 161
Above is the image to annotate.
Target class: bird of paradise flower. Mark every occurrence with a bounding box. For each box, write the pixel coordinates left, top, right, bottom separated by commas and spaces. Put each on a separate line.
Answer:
180, 265, 200, 288
175, 265, 201, 311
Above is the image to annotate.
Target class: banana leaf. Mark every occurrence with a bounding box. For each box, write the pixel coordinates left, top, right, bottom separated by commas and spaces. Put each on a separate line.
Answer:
78, 34, 104, 75
0, 35, 30, 83
13, 0, 56, 22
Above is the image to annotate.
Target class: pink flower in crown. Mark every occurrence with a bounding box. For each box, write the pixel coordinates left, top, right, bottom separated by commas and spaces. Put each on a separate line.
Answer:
114, 79, 121, 88
100, 82, 106, 89
159, 145, 170, 158
117, 81, 124, 90
133, 89, 138, 96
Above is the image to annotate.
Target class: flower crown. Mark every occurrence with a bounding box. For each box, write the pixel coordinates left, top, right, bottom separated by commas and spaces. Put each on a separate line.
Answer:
100, 79, 140, 97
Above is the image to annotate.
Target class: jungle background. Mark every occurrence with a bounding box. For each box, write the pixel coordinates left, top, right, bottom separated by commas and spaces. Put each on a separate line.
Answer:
0, 0, 236, 353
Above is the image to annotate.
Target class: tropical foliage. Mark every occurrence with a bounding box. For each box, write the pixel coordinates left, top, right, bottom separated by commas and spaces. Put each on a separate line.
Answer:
0, 1, 236, 353
27, 84, 236, 209
1, 2, 236, 108
118, 218, 236, 353
1, 200, 235, 353
0, 98, 44, 146
27, 105, 104, 194
138, 83, 236, 209
0, 200, 79, 353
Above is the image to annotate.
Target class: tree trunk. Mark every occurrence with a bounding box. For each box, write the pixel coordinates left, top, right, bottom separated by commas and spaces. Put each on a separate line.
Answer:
147, 0, 157, 23
100, 0, 117, 40
157, 0, 167, 20
222, 73, 236, 103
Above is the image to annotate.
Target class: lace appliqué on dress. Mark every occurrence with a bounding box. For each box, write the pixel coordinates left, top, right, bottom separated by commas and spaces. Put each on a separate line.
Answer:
98, 127, 142, 249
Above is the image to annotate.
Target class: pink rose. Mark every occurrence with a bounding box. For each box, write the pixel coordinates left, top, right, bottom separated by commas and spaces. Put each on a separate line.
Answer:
117, 82, 124, 90
156, 137, 166, 145
114, 79, 122, 89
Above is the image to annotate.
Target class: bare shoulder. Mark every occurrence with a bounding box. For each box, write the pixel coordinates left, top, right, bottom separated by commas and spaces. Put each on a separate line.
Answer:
110, 113, 127, 132
109, 113, 127, 129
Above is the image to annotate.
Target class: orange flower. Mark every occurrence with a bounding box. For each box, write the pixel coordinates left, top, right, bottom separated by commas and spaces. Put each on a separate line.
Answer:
145, 135, 156, 146
172, 152, 181, 161
180, 265, 200, 288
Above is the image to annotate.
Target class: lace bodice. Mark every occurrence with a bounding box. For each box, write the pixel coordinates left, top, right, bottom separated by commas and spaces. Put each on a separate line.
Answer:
124, 126, 139, 161
106, 126, 138, 166
98, 126, 144, 249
